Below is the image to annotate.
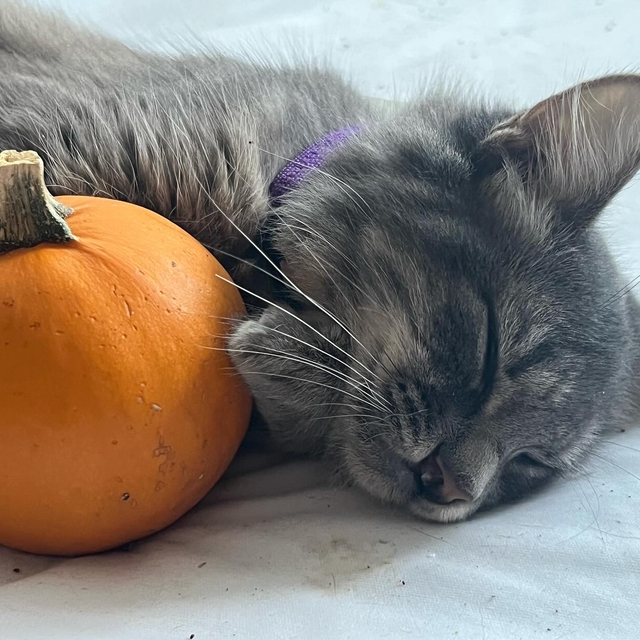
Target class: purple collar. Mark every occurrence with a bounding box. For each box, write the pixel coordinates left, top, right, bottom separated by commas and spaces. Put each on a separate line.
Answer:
269, 126, 360, 205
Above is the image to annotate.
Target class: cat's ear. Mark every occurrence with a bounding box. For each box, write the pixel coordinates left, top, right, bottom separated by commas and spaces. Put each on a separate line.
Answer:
481, 74, 640, 228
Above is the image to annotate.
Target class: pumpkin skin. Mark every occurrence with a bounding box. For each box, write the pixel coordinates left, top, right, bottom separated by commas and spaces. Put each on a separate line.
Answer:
0, 194, 251, 556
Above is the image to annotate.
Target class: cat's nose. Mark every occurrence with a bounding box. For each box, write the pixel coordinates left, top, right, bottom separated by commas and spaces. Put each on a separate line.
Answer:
418, 450, 472, 504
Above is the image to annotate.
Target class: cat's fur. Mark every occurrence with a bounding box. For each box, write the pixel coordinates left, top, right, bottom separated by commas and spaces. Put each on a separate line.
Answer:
1, 3, 639, 522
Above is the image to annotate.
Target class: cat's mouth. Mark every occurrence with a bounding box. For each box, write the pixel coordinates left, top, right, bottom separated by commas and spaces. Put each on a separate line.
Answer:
409, 493, 480, 523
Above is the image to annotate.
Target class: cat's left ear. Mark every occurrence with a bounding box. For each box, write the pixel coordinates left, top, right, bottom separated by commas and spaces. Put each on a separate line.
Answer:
481, 74, 640, 229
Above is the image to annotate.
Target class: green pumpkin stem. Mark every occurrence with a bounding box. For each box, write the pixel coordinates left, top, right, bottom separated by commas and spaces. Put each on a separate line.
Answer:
0, 150, 75, 251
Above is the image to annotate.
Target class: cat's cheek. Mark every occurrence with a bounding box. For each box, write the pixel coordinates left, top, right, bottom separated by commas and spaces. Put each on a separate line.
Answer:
334, 437, 417, 506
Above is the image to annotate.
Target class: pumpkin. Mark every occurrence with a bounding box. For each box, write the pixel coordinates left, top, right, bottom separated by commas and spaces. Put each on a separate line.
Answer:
0, 150, 251, 556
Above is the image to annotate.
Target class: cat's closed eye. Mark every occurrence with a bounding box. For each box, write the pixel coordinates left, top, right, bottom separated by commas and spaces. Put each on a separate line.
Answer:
509, 452, 551, 470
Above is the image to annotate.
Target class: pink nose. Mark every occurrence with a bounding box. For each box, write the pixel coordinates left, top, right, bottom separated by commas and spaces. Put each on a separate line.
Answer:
419, 451, 472, 504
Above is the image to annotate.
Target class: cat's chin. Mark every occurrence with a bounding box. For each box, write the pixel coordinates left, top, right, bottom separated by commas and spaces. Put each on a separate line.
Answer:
409, 498, 479, 524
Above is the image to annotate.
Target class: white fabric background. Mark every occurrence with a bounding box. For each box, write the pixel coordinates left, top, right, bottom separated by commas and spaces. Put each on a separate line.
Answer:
2, 1, 640, 638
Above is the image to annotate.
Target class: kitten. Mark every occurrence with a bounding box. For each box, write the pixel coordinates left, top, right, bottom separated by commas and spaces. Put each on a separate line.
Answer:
1, 3, 638, 522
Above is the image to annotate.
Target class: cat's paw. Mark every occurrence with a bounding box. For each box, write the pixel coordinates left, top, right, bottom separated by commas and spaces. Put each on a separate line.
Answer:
227, 307, 344, 454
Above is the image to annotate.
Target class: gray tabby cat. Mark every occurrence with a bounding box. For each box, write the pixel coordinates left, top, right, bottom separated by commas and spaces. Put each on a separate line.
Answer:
1, 3, 638, 523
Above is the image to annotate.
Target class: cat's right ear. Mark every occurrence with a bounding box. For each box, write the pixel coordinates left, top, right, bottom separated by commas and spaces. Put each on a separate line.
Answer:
480, 74, 640, 230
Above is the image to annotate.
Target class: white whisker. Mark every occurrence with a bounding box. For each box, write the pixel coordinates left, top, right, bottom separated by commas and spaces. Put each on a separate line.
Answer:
217, 273, 388, 388
208, 345, 388, 411
239, 370, 389, 412
311, 414, 380, 422
207, 313, 389, 406
187, 171, 387, 387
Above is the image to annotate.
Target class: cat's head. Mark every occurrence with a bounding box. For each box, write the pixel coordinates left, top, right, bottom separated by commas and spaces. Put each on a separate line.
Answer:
230, 74, 640, 522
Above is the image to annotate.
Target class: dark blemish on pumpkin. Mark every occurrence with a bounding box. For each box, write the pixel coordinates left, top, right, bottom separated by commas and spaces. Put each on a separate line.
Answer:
123, 299, 133, 317
115, 476, 123, 483
122, 493, 130, 501
29, 322, 40, 329
12, 568, 20, 573
153, 437, 174, 473
112, 440, 118, 445
155, 481, 165, 492
2, 298, 14, 307
151, 403, 162, 412
74, 311, 81, 317
171, 261, 177, 268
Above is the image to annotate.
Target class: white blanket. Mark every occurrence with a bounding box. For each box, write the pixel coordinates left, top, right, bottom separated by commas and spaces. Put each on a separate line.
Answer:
2, 1, 639, 638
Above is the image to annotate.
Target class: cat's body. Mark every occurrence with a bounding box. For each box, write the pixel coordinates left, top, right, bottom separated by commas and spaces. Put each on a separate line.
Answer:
1, 3, 639, 522
0, 5, 373, 279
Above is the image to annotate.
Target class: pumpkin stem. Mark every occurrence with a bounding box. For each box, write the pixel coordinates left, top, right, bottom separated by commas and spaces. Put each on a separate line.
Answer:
0, 149, 75, 251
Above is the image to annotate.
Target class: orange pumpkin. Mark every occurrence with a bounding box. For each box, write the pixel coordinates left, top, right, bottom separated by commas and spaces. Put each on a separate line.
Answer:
0, 150, 251, 556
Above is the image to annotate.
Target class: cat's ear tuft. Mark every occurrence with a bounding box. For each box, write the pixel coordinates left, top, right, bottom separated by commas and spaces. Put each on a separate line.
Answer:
481, 74, 640, 229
